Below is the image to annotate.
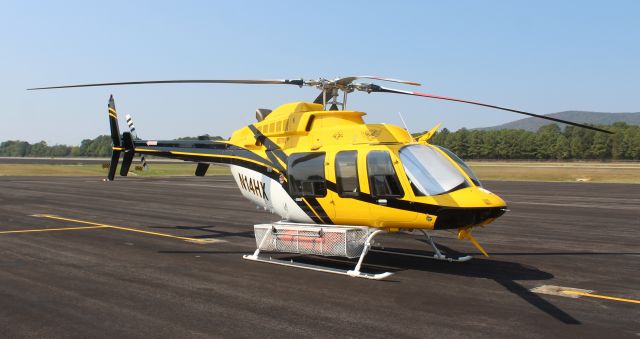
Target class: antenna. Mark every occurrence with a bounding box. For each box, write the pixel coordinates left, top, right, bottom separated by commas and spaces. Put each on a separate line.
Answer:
398, 112, 409, 131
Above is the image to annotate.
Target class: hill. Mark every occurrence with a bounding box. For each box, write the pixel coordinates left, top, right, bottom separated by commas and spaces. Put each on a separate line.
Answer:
479, 111, 640, 132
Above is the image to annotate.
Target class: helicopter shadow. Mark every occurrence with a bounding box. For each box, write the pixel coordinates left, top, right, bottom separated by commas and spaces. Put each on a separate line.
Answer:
283, 243, 580, 325
148, 224, 256, 240
147, 225, 581, 324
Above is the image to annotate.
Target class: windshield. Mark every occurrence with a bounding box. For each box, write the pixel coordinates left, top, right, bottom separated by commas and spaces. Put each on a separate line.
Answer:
435, 146, 482, 187
399, 145, 467, 196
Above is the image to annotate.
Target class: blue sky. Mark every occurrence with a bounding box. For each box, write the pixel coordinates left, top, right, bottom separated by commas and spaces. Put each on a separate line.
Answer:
1, 0, 638, 144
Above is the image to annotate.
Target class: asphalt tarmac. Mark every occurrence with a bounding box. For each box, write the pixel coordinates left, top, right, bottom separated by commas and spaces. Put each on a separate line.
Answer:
0, 176, 638, 338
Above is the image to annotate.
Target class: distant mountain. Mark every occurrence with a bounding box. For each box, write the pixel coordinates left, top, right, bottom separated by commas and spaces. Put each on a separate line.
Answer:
478, 111, 640, 132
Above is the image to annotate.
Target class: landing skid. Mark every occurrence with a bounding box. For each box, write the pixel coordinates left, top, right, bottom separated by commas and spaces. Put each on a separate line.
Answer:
370, 249, 472, 262
371, 229, 473, 263
242, 254, 394, 280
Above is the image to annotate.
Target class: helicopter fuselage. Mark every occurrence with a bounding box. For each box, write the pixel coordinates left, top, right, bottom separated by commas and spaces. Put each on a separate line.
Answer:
131, 101, 507, 231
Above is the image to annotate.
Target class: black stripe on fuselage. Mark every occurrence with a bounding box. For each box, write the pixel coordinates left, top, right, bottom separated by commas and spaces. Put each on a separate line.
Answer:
304, 197, 333, 224
296, 199, 323, 223
324, 181, 505, 229
134, 141, 278, 171
247, 125, 289, 166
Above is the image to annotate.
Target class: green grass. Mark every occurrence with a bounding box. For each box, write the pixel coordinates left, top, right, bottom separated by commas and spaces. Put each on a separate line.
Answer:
0, 163, 230, 176
1, 161, 639, 184
468, 161, 640, 183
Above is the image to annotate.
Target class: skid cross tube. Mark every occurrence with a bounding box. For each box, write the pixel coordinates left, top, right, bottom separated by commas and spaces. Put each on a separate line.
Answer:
347, 229, 384, 277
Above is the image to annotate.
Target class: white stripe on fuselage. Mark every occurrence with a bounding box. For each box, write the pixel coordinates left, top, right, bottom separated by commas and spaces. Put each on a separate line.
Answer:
229, 165, 313, 223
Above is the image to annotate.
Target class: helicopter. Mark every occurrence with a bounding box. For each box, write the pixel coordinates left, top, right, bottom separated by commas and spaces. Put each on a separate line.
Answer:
28, 76, 611, 279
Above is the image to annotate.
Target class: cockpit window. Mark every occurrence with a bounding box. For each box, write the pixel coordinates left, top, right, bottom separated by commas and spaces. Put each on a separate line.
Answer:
399, 145, 467, 196
435, 146, 482, 187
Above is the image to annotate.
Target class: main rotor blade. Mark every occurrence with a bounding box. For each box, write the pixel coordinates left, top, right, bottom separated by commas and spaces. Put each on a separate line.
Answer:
337, 76, 421, 86
27, 79, 304, 90
373, 86, 613, 134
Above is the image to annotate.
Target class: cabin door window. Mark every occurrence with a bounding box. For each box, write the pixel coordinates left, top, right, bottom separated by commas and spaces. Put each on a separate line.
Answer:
335, 151, 360, 197
287, 152, 327, 197
366, 151, 404, 198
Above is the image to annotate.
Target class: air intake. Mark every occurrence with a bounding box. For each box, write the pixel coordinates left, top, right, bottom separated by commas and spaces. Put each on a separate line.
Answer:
255, 108, 272, 122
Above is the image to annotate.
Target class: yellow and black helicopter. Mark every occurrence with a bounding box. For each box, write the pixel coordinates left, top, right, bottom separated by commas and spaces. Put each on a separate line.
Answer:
29, 77, 611, 279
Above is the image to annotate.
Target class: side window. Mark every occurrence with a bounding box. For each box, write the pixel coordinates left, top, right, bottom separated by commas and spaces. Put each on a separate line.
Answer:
367, 151, 404, 198
335, 151, 359, 197
288, 152, 327, 197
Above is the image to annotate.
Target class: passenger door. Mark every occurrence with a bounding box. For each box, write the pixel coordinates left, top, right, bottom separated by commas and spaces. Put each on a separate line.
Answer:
329, 151, 371, 224
365, 150, 418, 226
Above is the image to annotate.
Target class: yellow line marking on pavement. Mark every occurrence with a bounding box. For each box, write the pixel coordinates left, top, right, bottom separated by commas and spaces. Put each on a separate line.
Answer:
561, 290, 640, 305
31, 214, 220, 244
532, 285, 639, 305
0, 226, 108, 234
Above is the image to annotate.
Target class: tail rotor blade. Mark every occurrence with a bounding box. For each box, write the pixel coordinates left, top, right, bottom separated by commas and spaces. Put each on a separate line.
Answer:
371, 86, 613, 134
125, 114, 139, 139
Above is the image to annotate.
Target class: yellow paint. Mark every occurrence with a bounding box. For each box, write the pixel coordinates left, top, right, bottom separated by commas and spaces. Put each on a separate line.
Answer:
0, 226, 108, 234
105, 224, 212, 244
458, 228, 489, 257
112, 147, 124, 151
33, 214, 214, 244
416, 123, 441, 144
561, 290, 640, 304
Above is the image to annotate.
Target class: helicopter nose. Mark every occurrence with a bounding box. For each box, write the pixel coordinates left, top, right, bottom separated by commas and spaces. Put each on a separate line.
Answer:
432, 187, 507, 229
477, 187, 507, 207
433, 205, 507, 230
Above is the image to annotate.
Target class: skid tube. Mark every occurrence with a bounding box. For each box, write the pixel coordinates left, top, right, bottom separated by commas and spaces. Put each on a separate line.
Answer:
243, 224, 475, 279
370, 229, 472, 263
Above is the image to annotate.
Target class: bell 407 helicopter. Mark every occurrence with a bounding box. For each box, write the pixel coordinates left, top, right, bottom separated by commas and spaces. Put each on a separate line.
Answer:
29, 76, 611, 279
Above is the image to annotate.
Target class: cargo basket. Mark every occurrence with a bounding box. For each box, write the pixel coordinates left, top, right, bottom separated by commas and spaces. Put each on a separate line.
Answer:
253, 223, 369, 258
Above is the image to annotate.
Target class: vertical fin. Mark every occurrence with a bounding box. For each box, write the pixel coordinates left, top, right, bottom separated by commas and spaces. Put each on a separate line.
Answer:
108, 95, 121, 147
107, 150, 121, 181
107, 95, 122, 181
120, 132, 135, 176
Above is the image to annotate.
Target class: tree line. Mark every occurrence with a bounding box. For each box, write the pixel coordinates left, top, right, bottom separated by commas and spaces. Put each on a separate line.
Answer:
1, 124, 639, 160
428, 123, 640, 160
0, 134, 223, 157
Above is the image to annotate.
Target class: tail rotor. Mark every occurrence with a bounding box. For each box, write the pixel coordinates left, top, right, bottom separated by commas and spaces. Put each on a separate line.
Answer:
125, 114, 149, 171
